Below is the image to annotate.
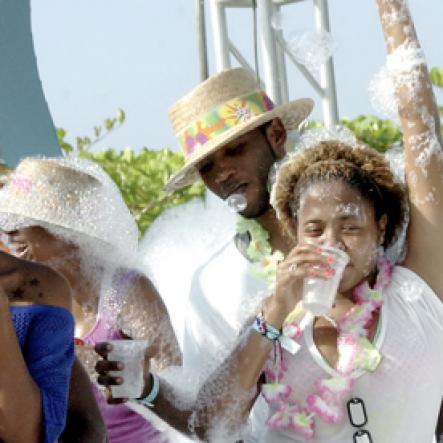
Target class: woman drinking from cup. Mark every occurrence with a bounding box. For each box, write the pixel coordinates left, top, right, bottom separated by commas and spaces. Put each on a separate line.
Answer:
182, 0, 443, 441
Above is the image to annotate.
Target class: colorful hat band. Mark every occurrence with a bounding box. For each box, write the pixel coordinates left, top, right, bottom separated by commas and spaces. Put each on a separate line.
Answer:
178, 90, 275, 158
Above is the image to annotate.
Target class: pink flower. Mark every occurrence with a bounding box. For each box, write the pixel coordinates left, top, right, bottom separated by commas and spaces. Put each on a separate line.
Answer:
315, 377, 353, 400
288, 405, 315, 440
261, 383, 292, 405
283, 320, 302, 339
267, 402, 315, 440
337, 334, 358, 375
306, 394, 343, 424
267, 404, 292, 430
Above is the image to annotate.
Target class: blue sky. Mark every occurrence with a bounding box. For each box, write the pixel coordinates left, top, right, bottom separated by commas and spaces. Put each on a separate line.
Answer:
31, 0, 443, 153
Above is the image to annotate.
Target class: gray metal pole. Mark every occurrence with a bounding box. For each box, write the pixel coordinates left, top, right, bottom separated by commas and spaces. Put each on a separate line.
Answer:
211, 1, 231, 70
313, 0, 339, 128
258, 0, 282, 104
273, 5, 289, 103
197, 0, 209, 81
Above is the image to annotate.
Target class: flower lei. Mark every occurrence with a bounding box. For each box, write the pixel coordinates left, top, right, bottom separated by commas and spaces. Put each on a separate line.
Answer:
262, 255, 393, 440
235, 219, 394, 440
237, 217, 284, 288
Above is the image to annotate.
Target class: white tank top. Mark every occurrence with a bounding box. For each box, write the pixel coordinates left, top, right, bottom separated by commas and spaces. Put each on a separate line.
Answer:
263, 266, 443, 443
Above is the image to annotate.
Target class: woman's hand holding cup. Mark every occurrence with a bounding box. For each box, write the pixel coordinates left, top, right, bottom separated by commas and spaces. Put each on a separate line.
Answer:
264, 244, 336, 326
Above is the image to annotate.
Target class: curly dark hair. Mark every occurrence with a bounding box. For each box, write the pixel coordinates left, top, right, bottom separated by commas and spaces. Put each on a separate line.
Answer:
272, 140, 407, 249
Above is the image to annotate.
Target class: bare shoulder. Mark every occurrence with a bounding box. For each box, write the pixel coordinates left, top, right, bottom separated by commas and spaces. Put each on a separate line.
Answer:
22, 262, 72, 311
113, 267, 173, 324
0, 251, 72, 309
114, 267, 162, 303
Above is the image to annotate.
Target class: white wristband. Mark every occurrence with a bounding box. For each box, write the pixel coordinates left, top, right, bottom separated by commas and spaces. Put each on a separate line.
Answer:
136, 373, 160, 408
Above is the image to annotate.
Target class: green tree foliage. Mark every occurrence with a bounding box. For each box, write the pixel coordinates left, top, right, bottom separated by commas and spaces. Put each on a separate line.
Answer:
79, 148, 204, 236
2, 67, 442, 235
56, 118, 204, 237
340, 115, 402, 153
59, 112, 403, 236
430, 67, 443, 88
308, 115, 402, 153
430, 67, 443, 116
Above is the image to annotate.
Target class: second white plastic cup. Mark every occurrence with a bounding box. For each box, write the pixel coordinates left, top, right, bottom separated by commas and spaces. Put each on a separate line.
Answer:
302, 246, 349, 316
108, 339, 148, 399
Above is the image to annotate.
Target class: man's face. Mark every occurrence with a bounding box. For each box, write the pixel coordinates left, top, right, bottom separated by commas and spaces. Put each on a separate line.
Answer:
197, 127, 277, 218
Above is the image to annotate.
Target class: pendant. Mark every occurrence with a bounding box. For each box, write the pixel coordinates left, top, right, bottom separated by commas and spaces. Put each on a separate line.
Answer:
353, 429, 373, 443
347, 397, 368, 427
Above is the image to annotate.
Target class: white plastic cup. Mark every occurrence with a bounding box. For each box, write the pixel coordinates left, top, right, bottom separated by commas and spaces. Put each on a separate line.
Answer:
108, 339, 148, 398
302, 246, 349, 316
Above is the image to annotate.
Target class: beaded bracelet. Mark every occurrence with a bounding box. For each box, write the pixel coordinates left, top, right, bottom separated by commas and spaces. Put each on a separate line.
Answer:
136, 372, 160, 408
252, 312, 281, 341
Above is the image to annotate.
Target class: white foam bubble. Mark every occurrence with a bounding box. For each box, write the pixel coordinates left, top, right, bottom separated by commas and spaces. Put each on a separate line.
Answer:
287, 30, 336, 77
226, 193, 248, 213
139, 191, 237, 347
369, 65, 400, 122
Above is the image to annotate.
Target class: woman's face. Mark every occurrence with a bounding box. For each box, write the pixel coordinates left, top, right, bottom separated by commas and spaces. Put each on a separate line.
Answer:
296, 180, 387, 293
5, 226, 75, 263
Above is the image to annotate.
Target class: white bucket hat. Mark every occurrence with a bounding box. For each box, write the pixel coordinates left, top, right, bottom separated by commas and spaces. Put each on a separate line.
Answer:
0, 157, 138, 257
166, 67, 314, 191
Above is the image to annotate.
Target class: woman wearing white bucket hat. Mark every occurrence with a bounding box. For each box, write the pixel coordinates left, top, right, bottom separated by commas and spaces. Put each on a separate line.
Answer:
0, 157, 181, 442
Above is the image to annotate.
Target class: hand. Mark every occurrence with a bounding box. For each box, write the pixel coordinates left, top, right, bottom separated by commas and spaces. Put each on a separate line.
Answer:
265, 244, 336, 326
94, 342, 152, 404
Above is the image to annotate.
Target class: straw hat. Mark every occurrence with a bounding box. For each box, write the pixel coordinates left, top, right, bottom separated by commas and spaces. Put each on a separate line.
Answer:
0, 157, 138, 257
166, 67, 314, 191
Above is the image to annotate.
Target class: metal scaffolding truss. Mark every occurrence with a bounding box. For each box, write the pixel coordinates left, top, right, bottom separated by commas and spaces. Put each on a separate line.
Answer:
209, 0, 339, 127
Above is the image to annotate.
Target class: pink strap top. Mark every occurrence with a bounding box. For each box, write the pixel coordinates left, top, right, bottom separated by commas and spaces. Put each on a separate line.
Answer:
82, 315, 168, 443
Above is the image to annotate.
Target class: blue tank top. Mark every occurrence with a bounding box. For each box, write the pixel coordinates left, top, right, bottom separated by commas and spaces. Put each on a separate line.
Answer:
8, 304, 75, 443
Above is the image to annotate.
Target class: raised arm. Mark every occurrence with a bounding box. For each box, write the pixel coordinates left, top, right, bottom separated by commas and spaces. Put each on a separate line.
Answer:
376, 0, 443, 298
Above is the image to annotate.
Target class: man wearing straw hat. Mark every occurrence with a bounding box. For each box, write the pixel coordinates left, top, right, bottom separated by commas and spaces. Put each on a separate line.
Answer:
96, 67, 313, 439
